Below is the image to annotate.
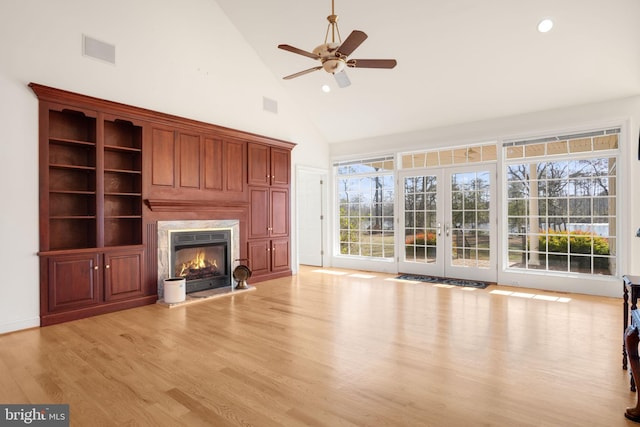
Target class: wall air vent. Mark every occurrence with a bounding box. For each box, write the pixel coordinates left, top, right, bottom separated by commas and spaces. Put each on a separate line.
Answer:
82, 35, 115, 64
263, 97, 278, 114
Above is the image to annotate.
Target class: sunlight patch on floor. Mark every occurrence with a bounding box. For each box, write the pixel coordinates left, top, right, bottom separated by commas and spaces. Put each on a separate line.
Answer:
349, 273, 377, 279
311, 269, 377, 279
312, 269, 348, 275
385, 278, 419, 283
490, 289, 571, 303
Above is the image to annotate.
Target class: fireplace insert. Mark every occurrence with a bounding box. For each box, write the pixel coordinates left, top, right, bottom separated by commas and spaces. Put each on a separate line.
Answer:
169, 229, 232, 293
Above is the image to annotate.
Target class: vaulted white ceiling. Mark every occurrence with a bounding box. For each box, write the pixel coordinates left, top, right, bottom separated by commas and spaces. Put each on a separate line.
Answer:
215, 0, 640, 144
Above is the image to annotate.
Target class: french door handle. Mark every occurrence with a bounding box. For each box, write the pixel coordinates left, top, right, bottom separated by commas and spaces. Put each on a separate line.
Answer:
445, 223, 450, 237
437, 223, 441, 236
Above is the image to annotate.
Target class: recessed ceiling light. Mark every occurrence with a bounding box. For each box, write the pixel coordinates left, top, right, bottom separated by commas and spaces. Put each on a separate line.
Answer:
321, 84, 331, 93
537, 18, 554, 33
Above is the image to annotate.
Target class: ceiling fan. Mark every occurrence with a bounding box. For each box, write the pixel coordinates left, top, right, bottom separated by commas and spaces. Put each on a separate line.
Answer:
277, 0, 397, 88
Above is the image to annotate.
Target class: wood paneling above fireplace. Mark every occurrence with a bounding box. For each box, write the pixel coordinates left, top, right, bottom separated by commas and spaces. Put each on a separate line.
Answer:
31, 82, 294, 326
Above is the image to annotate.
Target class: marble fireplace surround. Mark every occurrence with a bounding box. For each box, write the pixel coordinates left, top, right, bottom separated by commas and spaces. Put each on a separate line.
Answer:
157, 219, 240, 298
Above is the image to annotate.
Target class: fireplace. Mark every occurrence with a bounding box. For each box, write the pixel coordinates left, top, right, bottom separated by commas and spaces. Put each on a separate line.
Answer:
169, 229, 231, 294
157, 220, 240, 299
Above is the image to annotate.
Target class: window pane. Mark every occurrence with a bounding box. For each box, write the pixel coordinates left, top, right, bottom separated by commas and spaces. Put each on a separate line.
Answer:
505, 151, 617, 276
337, 159, 395, 259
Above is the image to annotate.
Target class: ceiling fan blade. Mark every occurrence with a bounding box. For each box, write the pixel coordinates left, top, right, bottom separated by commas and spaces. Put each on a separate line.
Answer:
283, 66, 322, 80
334, 70, 351, 88
347, 59, 397, 69
336, 30, 368, 57
278, 44, 319, 60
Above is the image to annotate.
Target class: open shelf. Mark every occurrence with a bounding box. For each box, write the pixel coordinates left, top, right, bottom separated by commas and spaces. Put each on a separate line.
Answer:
49, 192, 96, 217
49, 218, 97, 250
105, 218, 142, 246
104, 148, 141, 172
104, 119, 142, 150
49, 109, 96, 143
49, 167, 96, 192
49, 140, 96, 168
104, 171, 141, 194
105, 194, 141, 217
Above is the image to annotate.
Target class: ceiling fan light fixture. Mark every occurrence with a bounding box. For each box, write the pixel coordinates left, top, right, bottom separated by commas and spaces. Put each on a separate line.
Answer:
322, 58, 346, 74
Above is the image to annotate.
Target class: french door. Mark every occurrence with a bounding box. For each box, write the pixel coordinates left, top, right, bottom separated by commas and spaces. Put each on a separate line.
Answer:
398, 164, 496, 282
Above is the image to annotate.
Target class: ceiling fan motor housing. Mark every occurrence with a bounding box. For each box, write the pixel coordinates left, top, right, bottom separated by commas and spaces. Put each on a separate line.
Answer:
313, 43, 346, 74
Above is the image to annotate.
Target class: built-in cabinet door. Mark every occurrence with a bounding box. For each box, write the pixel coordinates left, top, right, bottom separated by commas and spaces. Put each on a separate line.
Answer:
247, 239, 290, 276
270, 188, 289, 237
249, 187, 270, 239
247, 240, 271, 276
46, 249, 146, 311
249, 187, 289, 239
270, 148, 290, 187
47, 253, 101, 312
248, 143, 270, 186
247, 143, 291, 187
271, 238, 290, 273
104, 249, 145, 301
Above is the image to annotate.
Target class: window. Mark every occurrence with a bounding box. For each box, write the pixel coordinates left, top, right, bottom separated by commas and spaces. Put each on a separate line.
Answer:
335, 156, 395, 259
401, 143, 497, 169
504, 128, 619, 276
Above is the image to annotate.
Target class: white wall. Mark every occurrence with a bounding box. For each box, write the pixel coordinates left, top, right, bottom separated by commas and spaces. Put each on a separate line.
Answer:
0, 0, 329, 334
329, 96, 640, 297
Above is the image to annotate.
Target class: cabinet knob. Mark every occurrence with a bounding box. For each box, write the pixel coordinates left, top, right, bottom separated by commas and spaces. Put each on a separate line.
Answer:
94, 266, 99, 270
105, 265, 110, 269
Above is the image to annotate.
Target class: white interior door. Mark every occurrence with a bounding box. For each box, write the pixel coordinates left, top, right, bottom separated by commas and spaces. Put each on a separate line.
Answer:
399, 164, 496, 282
297, 167, 326, 267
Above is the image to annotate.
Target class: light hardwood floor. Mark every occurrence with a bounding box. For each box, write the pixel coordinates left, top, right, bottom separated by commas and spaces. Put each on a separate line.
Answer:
0, 266, 634, 426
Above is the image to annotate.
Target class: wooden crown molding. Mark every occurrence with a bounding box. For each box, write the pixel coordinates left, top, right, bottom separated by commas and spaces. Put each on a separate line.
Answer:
29, 82, 296, 150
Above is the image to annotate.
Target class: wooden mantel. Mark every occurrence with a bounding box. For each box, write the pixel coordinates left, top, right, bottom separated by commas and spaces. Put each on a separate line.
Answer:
145, 199, 249, 212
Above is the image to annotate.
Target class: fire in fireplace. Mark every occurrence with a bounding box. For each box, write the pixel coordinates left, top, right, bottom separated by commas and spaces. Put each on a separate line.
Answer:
169, 229, 232, 294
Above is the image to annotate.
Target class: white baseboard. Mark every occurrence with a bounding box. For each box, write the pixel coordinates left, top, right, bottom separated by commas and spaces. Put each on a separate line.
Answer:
0, 317, 40, 335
